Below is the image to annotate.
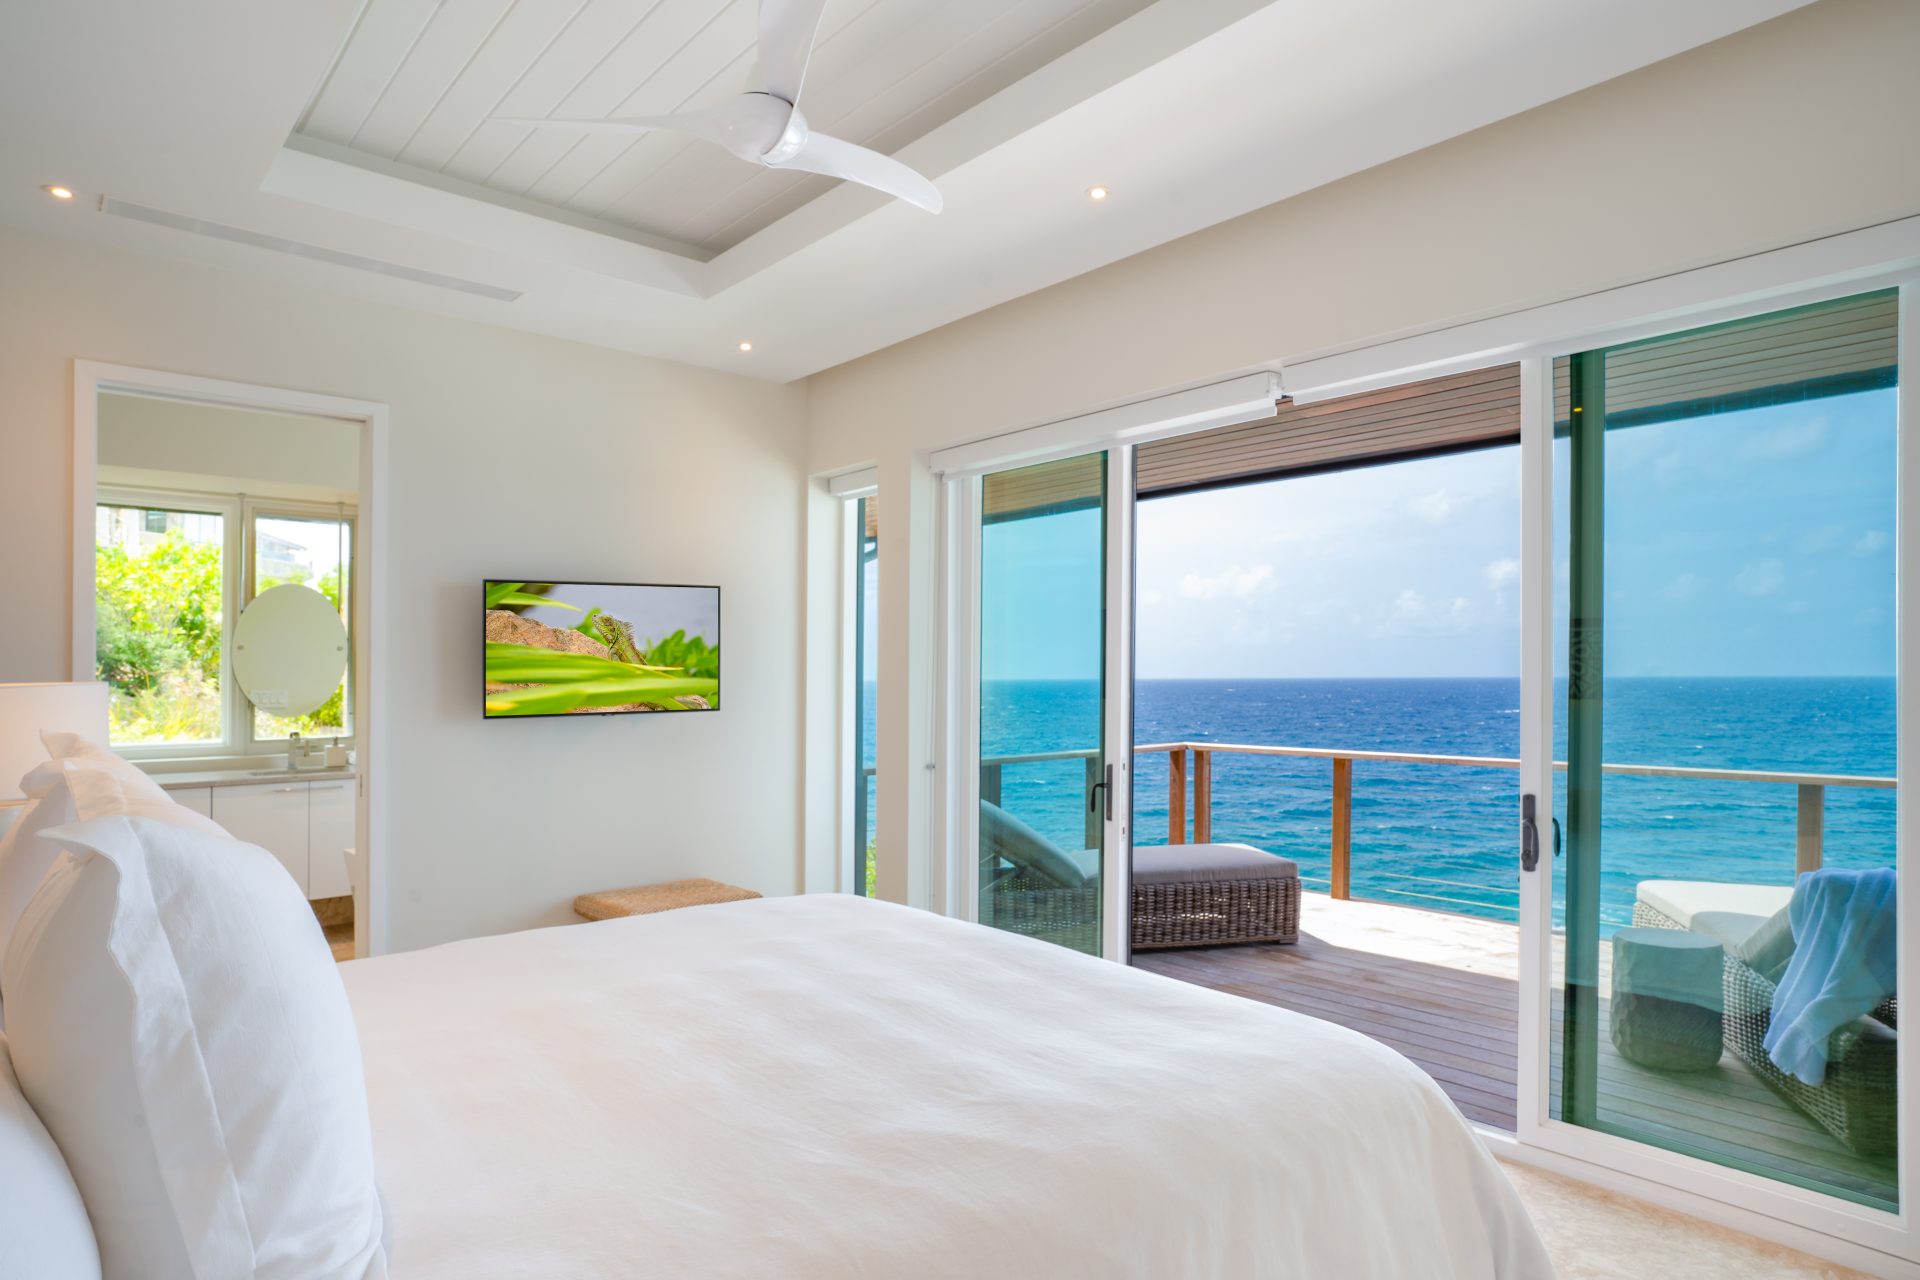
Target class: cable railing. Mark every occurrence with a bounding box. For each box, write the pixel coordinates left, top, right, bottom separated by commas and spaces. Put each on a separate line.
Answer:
1136, 742, 1894, 915
863, 743, 1895, 919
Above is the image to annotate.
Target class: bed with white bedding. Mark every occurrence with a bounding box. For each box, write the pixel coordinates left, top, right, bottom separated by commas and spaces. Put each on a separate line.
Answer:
346, 894, 1552, 1279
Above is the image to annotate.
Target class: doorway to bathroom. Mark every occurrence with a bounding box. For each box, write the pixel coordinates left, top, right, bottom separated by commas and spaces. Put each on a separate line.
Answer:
74, 364, 388, 959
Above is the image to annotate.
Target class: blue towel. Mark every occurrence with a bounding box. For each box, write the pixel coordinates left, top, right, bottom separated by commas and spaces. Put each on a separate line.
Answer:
1764, 868, 1897, 1085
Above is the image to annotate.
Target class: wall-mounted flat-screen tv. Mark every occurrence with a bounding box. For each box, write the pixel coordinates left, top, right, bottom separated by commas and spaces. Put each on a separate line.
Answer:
484, 581, 720, 718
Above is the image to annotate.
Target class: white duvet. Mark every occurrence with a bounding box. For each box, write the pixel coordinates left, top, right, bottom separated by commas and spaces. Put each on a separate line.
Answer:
344, 895, 1552, 1279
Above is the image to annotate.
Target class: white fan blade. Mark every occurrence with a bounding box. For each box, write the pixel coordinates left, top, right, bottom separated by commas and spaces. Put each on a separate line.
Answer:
498, 97, 790, 161
767, 132, 943, 213
758, 0, 830, 106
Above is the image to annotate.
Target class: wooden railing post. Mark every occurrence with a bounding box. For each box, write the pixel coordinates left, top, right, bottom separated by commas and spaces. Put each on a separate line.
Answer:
1169, 748, 1187, 845
1331, 756, 1352, 899
1796, 783, 1824, 877
1193, 749, 1212, 845
980, 762, 1002, 808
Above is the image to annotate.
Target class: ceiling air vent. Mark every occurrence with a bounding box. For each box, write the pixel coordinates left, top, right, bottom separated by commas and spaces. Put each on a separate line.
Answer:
99, 197, 522, 302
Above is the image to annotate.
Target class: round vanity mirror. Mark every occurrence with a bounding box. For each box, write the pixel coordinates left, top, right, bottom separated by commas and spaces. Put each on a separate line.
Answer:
232, 584, 348, 717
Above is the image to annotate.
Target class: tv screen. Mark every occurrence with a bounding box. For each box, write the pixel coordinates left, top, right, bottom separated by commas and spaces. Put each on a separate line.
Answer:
484, 581, 720, 718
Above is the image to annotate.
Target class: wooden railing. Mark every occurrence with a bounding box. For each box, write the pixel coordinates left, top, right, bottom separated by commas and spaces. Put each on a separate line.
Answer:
876, 744, 1895, 912
1133, 741, 1895, 899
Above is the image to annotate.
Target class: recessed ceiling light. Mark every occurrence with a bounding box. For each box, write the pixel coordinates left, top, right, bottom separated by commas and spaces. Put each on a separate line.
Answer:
44, 185, 74, 201
738, 341, 753, 353
1087, 185, 1110, 202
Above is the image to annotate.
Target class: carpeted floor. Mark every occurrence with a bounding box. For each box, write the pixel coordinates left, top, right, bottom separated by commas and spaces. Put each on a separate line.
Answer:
1499, 1161, 1868, 1279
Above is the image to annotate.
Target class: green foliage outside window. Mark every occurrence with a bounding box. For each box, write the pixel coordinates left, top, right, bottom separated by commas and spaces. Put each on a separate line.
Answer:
95, 532, 223, 743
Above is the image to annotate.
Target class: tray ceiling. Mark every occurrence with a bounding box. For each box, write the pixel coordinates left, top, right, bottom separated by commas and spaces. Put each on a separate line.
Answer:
0, 0, 1817, 380
297, 0, 1155, 255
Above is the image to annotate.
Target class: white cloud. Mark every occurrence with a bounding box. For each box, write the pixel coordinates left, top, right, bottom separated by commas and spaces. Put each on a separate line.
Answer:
1733, 561, 1786, 597
1409, 490, 1456, 524
1139, 588, 1165, 607
1661, 573, 1701, 603
1178, 564, 1276, 600
1482, 558, 1520, 591
1739, 417, 1828, 460
1852, 530, 1890, 557
1385, 589, 1473, 631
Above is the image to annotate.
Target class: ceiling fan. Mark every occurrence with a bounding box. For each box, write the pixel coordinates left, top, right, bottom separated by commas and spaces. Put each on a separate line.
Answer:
498, 0, 943, 214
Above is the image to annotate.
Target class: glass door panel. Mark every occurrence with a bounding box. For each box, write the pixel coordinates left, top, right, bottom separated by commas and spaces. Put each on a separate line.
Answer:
978, 454, 1107, 955
1550, 291, 1900, 1210
854, 495, 878, 896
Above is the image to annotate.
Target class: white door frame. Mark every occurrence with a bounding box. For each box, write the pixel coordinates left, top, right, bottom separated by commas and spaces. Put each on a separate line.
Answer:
1102, 446, 1136, 964
72, 361, 391, 959
940, 449, 1135, 962
1509, 284, 1919, 1272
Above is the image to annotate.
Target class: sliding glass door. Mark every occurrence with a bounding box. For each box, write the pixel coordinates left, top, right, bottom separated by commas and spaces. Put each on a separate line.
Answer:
1528, 291, 1904, 1219
975, 453, 1119, 957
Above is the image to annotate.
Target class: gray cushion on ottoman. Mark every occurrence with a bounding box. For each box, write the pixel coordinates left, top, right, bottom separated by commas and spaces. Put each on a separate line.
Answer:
1133, 843, 1299, 884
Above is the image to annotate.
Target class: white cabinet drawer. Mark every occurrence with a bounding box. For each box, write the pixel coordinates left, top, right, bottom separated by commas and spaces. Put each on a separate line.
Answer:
210, 783, 310, 893
306, 780, 356, 900
168, 786, 213, 818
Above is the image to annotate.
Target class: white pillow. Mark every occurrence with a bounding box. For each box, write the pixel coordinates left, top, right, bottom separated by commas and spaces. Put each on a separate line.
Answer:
0, 1030, 101, 1279
0, 731, 223, 961
2, 815, 389, 1280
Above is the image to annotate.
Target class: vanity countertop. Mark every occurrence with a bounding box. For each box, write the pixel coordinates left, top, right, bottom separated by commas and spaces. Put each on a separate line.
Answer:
151, 768, 359, 791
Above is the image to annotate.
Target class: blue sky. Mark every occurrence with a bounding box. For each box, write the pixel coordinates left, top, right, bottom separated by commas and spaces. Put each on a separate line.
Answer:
973, 387, 1895, 681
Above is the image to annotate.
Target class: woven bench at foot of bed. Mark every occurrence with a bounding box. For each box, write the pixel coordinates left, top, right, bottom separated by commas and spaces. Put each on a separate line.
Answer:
574, 878, 761, 921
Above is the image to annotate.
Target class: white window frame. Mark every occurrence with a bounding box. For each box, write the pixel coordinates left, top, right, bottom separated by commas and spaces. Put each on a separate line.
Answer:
831, 468, 879, 896
241, 496, 358, 750
93, 484, 358, 759
93, 483, 242, 758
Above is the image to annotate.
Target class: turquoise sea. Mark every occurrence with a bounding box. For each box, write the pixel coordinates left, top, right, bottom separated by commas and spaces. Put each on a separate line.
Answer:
946, 677, 1897, 930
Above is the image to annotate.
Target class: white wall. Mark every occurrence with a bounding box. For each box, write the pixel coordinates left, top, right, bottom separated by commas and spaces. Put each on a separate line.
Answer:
0, 228, 808, 952
807, 0, 1920, 469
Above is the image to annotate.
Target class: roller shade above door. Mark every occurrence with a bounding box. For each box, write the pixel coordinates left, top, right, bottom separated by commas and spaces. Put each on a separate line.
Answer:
1137, 365, 1521, 496
1552, 289, 1898, 429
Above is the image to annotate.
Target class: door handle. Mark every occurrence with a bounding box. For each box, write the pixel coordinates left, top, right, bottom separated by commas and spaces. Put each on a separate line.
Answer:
1521, 793, 1541, 873
1088, 763, 1114, 822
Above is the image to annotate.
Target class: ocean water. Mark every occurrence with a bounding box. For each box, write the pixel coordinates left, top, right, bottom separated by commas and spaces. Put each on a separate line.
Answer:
960, 677, 1897, 931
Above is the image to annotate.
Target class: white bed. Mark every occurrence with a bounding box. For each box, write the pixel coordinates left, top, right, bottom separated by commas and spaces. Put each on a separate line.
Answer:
345, 894, 1552, 1279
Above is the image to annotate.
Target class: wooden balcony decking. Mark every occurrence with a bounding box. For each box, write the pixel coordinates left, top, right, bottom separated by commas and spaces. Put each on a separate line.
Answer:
1133, 893, 1897, 1209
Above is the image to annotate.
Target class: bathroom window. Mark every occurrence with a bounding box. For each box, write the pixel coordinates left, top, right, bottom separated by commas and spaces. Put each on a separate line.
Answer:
95, 489, 356, 755
95, 496, 232, 746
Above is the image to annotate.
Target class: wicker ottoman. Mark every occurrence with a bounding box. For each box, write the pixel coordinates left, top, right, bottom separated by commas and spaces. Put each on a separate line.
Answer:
573, 878, 761, 921
1610, 926, 1724, 1071
1131, 843, 1300, 950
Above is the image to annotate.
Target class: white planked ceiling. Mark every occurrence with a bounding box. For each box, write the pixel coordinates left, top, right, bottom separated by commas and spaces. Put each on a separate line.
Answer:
297, 0, 1156, 253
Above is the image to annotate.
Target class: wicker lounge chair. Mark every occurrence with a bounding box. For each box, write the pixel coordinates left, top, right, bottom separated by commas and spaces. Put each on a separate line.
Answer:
980, 801, 1300, 951
1634, 879, 1897, 1157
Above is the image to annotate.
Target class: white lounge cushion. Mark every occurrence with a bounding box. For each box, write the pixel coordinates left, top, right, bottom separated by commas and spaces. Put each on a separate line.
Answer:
1133, 843, 1300, 884
2, 815, 389, 1280
1636, 879, 1793, 931
0, 1031, 101, 1279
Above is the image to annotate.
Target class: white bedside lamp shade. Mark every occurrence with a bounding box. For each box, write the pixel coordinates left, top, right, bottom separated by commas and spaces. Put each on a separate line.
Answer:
0, 682, 110, 806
